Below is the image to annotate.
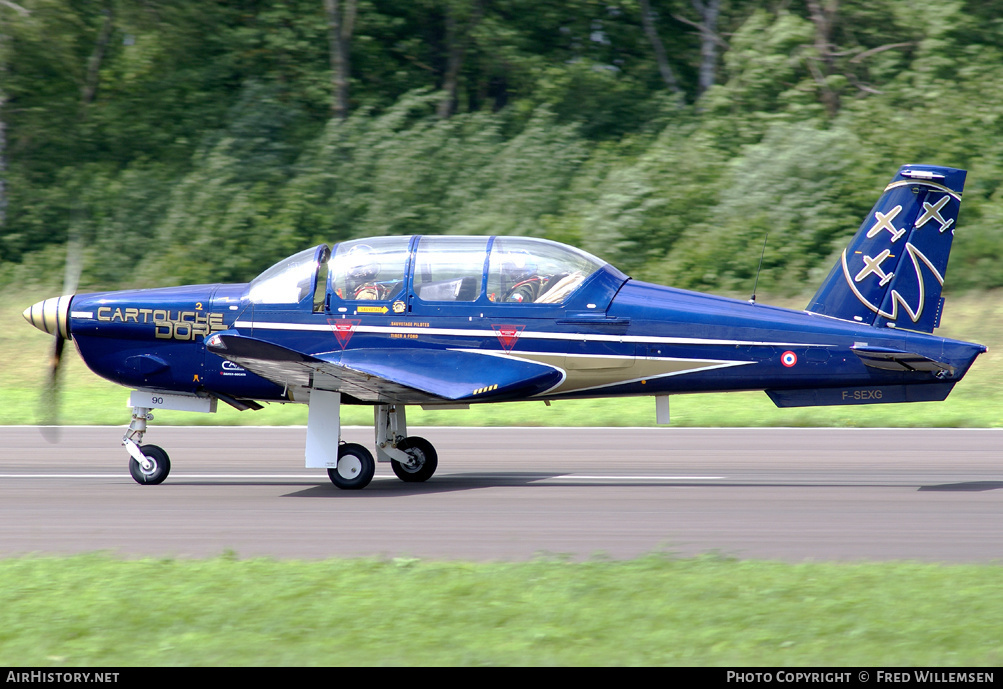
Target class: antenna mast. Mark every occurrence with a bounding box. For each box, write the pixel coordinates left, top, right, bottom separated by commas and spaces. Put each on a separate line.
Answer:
749, 233, 769, 304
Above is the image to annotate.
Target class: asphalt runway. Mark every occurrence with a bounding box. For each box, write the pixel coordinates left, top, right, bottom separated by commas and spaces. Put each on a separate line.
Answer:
1, 426, 1000, 563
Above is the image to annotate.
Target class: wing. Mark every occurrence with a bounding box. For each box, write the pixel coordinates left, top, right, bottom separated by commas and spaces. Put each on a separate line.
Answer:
206, 333, 564, 404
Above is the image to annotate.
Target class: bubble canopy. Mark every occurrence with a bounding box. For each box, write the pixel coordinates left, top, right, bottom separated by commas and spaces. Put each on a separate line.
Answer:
246, 236, 618, 308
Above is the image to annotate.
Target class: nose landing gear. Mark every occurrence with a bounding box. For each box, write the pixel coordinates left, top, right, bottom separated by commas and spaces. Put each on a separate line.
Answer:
121, 392, 217, 486
123, 406, 171, 485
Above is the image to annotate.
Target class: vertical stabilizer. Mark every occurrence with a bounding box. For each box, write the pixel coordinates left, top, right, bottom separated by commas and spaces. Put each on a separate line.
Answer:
807, 165, 966, 332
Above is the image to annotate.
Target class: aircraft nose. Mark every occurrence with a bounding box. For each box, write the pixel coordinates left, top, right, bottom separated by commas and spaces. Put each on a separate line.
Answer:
23, 295, 73, 338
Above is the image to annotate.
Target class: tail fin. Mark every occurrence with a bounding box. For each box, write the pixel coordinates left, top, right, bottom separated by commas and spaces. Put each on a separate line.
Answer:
807, 164, 966, 332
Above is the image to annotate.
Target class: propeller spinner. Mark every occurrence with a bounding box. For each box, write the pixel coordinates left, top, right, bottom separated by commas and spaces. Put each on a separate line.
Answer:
23, 295, 73, 339
23, 295, 75, 439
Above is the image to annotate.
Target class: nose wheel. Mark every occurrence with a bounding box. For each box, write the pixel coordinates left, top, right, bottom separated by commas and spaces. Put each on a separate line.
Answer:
128, 444, 171, 485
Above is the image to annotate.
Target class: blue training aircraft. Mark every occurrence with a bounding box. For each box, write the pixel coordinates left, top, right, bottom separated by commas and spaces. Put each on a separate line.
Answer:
24, 164, 986, 489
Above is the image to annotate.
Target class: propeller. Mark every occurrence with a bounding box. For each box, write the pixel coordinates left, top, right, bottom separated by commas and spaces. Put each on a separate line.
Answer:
23, 235, 83, 441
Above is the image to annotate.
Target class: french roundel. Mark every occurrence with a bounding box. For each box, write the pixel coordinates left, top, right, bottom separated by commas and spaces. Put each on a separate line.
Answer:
781, 351, 797, 367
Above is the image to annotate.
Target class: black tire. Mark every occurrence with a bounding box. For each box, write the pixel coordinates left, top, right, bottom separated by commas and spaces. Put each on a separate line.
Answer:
328, 443, 375, 490
129, 444, 171, 485
390, 436, 438, 483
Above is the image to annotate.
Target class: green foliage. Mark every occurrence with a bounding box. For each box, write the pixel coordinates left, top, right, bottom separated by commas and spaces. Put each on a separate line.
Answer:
556, 121, 728, 280
282, 93, 587, 239
708, 9, 818, 117
137, 83, 305, 285
4, 0, 1003, 292
665, 123, 869, 292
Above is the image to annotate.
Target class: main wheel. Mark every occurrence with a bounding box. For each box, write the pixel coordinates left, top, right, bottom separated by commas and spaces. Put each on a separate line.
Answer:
129, 444, 171, 485
328, 443, 375, 490
390, 436, 438, 483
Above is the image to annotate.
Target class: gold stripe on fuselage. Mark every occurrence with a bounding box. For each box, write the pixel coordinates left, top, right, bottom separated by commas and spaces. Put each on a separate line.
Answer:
458, 350, 751, 396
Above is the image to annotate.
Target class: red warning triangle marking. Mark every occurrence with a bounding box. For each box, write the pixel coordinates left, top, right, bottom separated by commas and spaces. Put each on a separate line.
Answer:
492, 324, 525, 352
328, 319, 361, 350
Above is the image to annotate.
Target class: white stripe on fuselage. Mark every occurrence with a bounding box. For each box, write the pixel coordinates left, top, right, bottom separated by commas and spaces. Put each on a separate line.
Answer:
234, 320, 833, 348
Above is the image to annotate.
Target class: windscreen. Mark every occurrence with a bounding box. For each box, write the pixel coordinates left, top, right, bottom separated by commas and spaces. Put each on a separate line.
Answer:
247, 246, 326, 305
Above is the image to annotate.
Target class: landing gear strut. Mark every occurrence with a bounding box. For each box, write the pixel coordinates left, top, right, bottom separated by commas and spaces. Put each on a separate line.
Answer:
123, 406, 171, 485
375, 405, 438, 484
121, 392, 216, 485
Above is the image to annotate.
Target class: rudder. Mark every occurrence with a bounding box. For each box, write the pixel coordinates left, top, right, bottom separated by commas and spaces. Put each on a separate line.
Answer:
807, 164, 966, 332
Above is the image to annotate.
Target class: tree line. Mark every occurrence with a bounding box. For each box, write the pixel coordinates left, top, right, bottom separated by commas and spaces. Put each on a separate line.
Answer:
2, 0, 1002, 296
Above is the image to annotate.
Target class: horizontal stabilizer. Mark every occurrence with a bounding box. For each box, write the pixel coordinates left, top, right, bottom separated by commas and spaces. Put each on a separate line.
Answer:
765, 382, 955, 408
850, 346, 954, 374
807, 165, 966, 332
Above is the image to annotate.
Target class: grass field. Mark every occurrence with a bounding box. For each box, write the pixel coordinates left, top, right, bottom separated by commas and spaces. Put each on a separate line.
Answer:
4, 288, 1003, 428
0, 554, 1000, 666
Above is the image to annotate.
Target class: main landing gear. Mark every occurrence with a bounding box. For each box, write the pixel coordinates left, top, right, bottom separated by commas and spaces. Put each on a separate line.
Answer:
326, 404, 438, 490
305, 393, 438, 490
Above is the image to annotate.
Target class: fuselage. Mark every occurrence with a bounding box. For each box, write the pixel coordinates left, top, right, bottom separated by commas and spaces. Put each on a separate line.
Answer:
61, 270, 985, 409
